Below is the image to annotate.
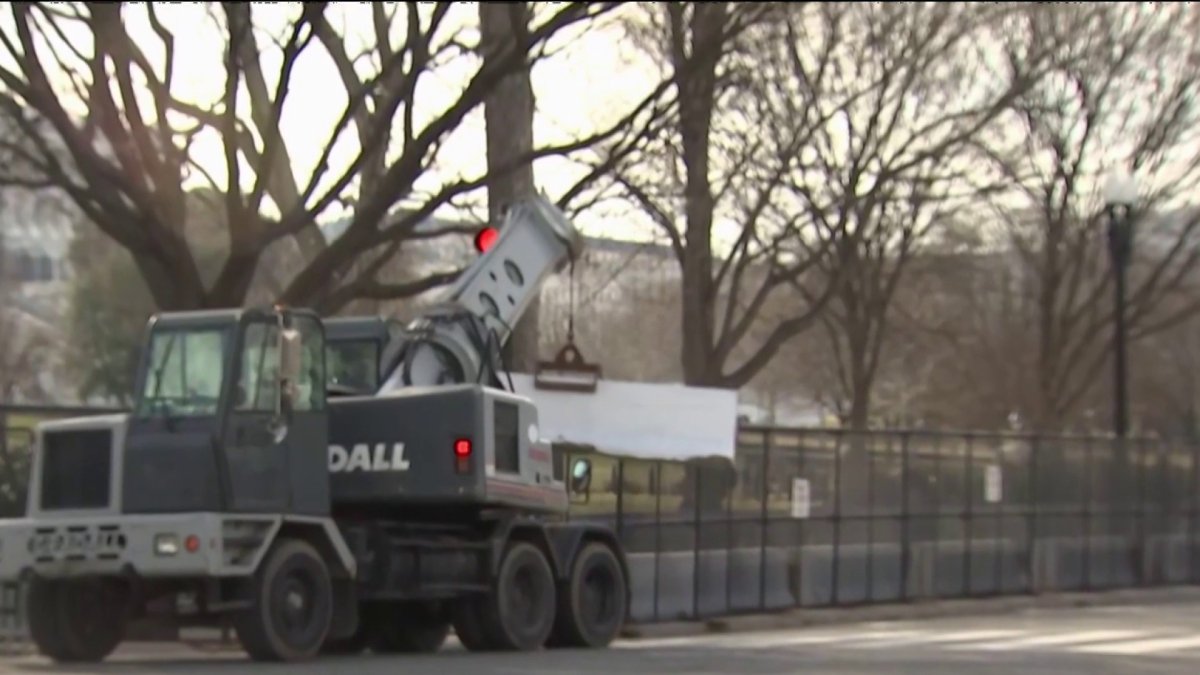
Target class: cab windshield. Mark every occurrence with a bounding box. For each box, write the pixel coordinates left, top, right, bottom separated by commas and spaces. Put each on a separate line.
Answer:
135, 327, 230, 418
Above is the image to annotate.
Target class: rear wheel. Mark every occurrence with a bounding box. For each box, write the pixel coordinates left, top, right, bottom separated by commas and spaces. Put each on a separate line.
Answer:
549, 542, 627, 648
27, 577, 128, 663
234, 538, 333, 662
477, 542, 557, 651
367, 601, 450, 653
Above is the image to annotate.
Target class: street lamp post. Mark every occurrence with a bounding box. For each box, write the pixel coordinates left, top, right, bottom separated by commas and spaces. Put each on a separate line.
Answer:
1103, 170, 1138, 438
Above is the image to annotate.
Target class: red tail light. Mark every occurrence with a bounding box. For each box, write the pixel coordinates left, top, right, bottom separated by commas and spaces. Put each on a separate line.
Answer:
473, 226, 499, 253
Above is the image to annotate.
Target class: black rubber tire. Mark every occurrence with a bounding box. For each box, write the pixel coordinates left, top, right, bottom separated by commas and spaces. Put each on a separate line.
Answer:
367, 601, 450, 653
477, 542, 557, 651
26, 579, 71, 661
452, 595, 495, 651
549, 542, 627, 648
320, 620, 370, 655
28, 577, 128, 662
234, 538, 333, 662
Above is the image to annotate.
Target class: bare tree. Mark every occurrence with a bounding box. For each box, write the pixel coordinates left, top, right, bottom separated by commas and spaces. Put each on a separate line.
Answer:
0, 246, 50, 404
768, 3, 1061, 431
0, 2, 660, 316
613, 1, 852, 389
978, 2, 1200, 431
1133, 313, 1200, 441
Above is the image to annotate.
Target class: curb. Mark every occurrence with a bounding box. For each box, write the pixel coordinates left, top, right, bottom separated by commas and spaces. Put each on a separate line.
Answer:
618, 585, 1200, 640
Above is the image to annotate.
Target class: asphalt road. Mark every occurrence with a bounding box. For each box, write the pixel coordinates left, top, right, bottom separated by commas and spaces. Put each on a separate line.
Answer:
3, 602, 1200, 674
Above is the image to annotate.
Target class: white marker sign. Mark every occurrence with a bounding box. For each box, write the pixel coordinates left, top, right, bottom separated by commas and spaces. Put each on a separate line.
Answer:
984, 464, 1003, 503
791, 478, 811, 519
328, 443, 410, 473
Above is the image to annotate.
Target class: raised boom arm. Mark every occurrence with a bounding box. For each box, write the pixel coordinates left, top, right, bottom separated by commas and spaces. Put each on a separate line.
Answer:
378, 196, 583, 391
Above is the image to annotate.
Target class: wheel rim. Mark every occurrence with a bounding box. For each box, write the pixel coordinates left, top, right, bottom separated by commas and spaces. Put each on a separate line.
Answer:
272, 568, 320, 646
582, 563, 618, 627
501, 548, 554, 646
509, 565, 541, 627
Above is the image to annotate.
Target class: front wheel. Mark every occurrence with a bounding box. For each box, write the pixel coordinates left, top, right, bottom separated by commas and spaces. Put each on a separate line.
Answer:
27, 577, 128, 663
234, 538, 333, 662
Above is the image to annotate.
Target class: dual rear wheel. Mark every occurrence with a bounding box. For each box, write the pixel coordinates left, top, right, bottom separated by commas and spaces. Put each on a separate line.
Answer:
454, 540, 627, 652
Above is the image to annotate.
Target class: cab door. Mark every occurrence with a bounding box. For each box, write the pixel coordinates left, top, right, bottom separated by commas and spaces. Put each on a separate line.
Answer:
283, 314, 331, 516
224, 319, 290, 513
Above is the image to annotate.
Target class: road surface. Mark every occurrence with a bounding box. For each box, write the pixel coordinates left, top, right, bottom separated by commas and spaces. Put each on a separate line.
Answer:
3, 602, 1199, 673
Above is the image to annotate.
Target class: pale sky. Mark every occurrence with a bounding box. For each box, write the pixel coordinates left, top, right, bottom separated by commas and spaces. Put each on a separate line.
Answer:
3, 3, 1194, 255
2, 2, 663, 242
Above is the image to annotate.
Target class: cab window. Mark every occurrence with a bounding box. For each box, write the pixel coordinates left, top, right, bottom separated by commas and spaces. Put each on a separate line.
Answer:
326, 340, 379, 392
137, 328, 228, 418
294, 316, 326, 411
237, 318, 326, 412
237, 322, 280, 412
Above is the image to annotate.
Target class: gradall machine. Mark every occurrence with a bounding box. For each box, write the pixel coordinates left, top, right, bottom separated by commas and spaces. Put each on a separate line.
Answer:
0, 196, 627, 663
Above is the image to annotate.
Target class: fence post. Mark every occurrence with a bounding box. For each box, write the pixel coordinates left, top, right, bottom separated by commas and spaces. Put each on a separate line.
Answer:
1083, 436, 1093, 592
964, 433, 974, 597
724, 454, 734, 615
866, 433, 876, 603
900, 432, 911, 602
795, 433, 807, 609
653, 459, 662, 622
1027, 436, 1039, 595
691, 460, 702, 620
831, 431, 844, 606
932, 433, 944, 598
759, 431, 770, 613
993, 436, 1003, 595
1152, 438, 1167, 586
1193, 443, 1200, 585
1136, 437, 1147, 586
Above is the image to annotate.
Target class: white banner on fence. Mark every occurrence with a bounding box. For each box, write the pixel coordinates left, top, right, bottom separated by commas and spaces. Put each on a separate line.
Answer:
984, 464, 1003, 503
506, 374, 738, 461
791, 478, 811, 519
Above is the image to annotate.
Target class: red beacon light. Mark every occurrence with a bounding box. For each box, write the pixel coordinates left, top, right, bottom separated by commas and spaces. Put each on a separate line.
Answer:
473, 226, 499, 253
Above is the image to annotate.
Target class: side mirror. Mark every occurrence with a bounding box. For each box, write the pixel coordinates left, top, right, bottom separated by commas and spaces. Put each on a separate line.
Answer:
568, 458, 592, 496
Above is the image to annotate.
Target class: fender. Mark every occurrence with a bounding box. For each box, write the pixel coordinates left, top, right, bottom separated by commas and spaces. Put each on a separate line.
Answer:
487, 517, 565, 579
542, 522, 629, 584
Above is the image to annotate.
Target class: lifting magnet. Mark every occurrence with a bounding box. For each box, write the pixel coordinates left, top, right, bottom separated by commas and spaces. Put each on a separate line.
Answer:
534, 342, 601, 393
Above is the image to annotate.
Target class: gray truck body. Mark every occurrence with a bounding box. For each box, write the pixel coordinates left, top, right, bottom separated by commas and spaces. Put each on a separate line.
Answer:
0, 414, 355, 582
0, 196, 627, 663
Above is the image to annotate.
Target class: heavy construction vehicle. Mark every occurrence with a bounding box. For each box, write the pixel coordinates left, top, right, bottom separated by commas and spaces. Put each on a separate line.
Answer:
0, 196, 628, 663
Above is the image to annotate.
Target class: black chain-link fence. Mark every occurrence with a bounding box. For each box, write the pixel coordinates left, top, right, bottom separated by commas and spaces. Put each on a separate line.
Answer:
0, 428, 32, 519
562, 428, 1200, 623
1, 419, 1197, 632
0, 427, 32, 650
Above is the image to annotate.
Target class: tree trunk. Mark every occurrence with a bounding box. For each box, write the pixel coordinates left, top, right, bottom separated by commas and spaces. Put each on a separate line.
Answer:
480, 1, 540, 373
673, 2, 725, 388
